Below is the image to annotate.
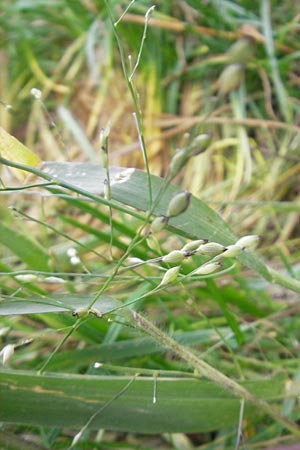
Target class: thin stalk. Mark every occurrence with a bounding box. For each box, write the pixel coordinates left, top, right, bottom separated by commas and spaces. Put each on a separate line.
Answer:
0, 182, 55, 191
10, 207, 104, 259
234, 400, 245, 450
132, 311, 300, 437
38, 318, 84, 373
105, 0, 153, 207
68, 375, 138, 449
261, 0, 292, 122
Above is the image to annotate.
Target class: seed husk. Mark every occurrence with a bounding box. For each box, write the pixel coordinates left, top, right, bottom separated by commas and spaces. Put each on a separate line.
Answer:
182, 239, 208, 253
161, 250, 185, 264
218, 244, 243, 258
15, 274, 38, 283
195, 242, 226, 256
226, 37, 255, 65
1, 344, 15, 366
235, 235, 261, 250
167, 191, 191, 217
186, 132, 213, 157
151, 215, 168, 233
218, 64, 244, 96
192, 261, 222, 275
159, 266, 181, 286
168, 149, 189, 180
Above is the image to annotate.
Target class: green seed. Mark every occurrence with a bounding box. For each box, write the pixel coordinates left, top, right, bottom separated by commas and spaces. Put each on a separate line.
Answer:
235, 235, 261, 250
182, 239, 208, 253
227, 37, 255, 65
159, 266, 181, 286
195, 242, 226, 256
147, 235, 161, 253
192, 261, 222, 275
186, 133, 212, 157
151, 216, 168, 233
167, 191, 191, 217
218, 64, 244, 96
218, 244, 243, 258
162, 250, 185, 264
167, 149, 189, 180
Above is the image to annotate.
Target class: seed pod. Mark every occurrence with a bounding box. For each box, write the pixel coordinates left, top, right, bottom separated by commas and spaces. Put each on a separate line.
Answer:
181, 239, 208, 253
151, 215, 168, 233
146, 235, 161, 253
195, 242, 226, 256
167, 149, 189, 180
235, 235, 261, 250
125, 257, 144, 266
227, 37, 255, 65
192, 261, 222, 275
186, 132, 213, 157
159, 266, 181, 286
44, 276, 66, 284
1, 344, 15, 366
167, 133, 212, 180
218, 64, 244, 96
167, 191, 191, 217
15, 274, 38, 283
161, 250, 185, 264
219, 244, 243, 258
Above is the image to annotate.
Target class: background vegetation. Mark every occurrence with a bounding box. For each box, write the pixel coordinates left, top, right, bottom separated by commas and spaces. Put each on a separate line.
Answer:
1, 0, 300, 448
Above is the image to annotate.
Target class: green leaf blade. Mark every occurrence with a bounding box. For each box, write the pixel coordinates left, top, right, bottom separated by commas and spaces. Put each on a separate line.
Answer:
0, 222, 49, 271
0, 370, 286, 433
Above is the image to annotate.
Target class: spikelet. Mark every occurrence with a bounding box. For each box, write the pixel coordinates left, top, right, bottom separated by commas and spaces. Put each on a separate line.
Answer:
167, 192, 191, 217
159, 266, 181, 286
161, 250, 185, 264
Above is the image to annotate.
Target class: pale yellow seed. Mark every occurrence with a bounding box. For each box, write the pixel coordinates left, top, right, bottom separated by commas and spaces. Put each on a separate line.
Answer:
161, 250, 185, 264
192, 262, 222, 276
159, 266, 181, 286
218, 64, 244, 96
235, 235, 261, 250
181, 239, 207, 252
151, 216, 168, 233
219, 244, 243, 258
15, 274, 38, 283
167, 192, 191, 217
195, 242, 226, 256
1, 344, 15, 366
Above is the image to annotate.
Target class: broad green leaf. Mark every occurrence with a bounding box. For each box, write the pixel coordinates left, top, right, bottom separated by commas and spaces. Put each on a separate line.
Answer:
0, 127, 40, 180
0, 369, 288, 433
0, 222, 49, 271
40, 162, 272, 281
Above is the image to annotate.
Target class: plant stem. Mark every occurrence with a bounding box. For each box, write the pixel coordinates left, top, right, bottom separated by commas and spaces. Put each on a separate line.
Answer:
132, 311, 300, 437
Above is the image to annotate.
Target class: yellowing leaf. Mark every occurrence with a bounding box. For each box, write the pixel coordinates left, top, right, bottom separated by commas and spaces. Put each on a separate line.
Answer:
0, 127, 41, 180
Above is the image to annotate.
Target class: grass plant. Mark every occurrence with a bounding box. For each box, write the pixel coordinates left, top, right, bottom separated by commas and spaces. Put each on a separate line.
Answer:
1, 1, 300, 449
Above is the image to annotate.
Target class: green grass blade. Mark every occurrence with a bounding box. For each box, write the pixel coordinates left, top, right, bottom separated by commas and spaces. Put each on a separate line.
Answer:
0, 222, 49, 271
0, 369, 289, 434
0, 294, 121, 315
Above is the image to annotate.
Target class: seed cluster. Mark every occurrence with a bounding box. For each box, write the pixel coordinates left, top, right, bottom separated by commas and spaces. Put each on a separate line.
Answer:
157, 235, 261, 287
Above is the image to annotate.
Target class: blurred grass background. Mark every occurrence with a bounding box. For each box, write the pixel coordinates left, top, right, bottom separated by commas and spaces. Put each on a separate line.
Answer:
2, 0, 300, 248
1, 0, 300, 448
